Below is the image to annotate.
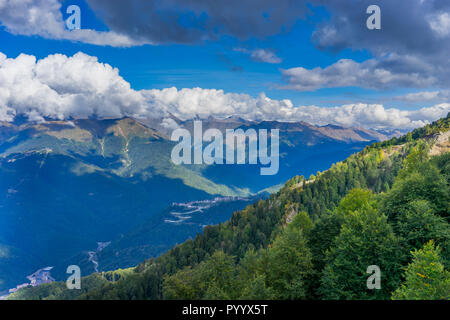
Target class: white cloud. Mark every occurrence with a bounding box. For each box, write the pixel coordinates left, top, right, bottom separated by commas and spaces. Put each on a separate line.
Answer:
290, 103, 449, 129
0, 51, 164, 122
429, 12, 450, 37
393, 91, 440, 102
234, 48, 282, 64
0, 0, 142, 47
160, 118, 180, 130
0, 51, 448, 130
393, 90, 450, 103
250, 49, 282, 64
281, 57, 436, 91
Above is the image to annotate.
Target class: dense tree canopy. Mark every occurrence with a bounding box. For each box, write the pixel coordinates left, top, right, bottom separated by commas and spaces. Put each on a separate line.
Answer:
392, 241, 450, 300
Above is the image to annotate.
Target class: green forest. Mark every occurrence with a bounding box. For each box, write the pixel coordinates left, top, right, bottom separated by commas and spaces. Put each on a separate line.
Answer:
10, 114, 450, 300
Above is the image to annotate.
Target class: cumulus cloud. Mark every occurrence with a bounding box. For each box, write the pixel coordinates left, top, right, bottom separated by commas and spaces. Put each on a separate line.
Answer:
0, 52, 448, 130
294, 103, 449, 130
0, 51, 164, 122
142, 87, 449, 129
0, 0, 142, 47
393, 91, 450, 103
235, 48, 282, 64
266, 0, 450, 92
281, 56, 436, 91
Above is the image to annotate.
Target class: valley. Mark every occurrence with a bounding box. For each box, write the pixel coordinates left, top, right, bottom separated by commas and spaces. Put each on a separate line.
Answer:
0, 116, 390, 292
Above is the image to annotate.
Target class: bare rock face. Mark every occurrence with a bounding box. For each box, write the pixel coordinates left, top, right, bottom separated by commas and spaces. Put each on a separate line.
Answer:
430, 130, 450, 156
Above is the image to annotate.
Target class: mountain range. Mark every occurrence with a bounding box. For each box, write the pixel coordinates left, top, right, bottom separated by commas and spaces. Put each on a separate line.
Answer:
0, 116, 397, 292
6, 113, 448, 300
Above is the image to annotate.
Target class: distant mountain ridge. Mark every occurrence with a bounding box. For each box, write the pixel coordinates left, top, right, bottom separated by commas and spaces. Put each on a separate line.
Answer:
177, 116, 397, 142
0, 115, 397, 148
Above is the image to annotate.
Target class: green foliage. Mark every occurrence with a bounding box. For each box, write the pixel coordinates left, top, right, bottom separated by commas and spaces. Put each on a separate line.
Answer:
380, 151, 449, 218
163, 221, 313, 300
288, 211, 314, 236
163, 251, 238, 300
394, 200, 450, 268
7, 268, 133, 300
334, 188, 375, 217
369, 113, 449, 151
239, 274, 275, 300
306, 212, 345, 298
392, 241, 450, 300
258, 226, 313, 299
398, 142, 430, 178
319, 193, 403, 299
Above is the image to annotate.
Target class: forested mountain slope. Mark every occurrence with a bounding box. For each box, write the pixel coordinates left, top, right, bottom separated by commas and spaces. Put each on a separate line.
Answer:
10, 114, 449, 300
0, 116, 383, 292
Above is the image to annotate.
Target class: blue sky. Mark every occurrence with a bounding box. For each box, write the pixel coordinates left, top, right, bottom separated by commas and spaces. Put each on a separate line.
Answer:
0, 1, 370, 106
0, 0, 449, 129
